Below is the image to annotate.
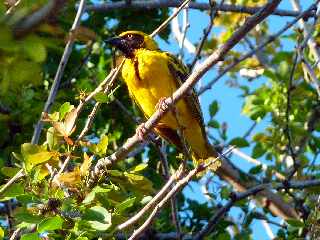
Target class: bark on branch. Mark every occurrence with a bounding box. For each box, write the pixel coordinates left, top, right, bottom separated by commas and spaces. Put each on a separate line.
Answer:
85, 0, 308, 18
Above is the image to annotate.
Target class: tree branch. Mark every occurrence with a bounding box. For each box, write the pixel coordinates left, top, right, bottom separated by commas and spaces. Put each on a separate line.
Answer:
31, 0, 86, 144
86, 0, 309, 18
194, 179, 320, 239
198, 1, 318, 95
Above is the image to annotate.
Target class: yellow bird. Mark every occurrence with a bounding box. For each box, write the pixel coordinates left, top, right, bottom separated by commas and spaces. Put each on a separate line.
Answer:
107, 30, 218, 167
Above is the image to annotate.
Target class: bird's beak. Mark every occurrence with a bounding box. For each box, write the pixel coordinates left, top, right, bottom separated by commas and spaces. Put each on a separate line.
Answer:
105, 37, 123, 48
105, 36, 133, 58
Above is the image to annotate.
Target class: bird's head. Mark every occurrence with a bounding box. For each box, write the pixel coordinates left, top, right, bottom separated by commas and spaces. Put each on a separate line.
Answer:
105, 31, 159, 58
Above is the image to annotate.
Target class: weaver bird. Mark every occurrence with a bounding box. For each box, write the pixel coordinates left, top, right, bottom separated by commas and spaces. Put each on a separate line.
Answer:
104, 31, 299, 219
105, 31, 298, 218
106, 30, 219, 168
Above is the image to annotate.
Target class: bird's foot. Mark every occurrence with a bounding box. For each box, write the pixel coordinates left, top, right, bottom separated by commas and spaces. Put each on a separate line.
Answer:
155, 97, 171, 112
136, 123, 148, 141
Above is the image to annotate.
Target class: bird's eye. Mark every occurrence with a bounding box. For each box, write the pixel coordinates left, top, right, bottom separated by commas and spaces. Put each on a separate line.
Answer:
127, 34, 133, 39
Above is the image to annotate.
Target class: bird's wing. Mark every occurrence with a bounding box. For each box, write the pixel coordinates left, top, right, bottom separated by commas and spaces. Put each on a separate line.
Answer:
164, 52, 208, 140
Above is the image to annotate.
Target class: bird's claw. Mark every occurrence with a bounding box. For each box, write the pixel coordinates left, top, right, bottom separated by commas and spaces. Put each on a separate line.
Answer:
155, 97, 170, 112
136, 123, 148, 141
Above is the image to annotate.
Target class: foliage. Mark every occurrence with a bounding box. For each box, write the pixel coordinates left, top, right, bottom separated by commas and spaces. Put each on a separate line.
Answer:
0, 0, 320, 239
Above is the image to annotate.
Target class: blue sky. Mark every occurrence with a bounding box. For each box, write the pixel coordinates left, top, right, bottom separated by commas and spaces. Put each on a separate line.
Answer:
154, 1, 311, 239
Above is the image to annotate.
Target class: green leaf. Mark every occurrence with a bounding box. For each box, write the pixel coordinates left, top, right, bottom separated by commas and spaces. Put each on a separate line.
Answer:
286, 219, 304, 227
84, 206, 112, 231
209, 100, 219, 117
0, 226, 4, 240
96, 135, 109, 156
82, 186, 111, 204
37, 216, 64, 233
0, 2, 5, 15
25, 151, 55, 172
129, 163, 148, 173
220, 186, 231, 199
216, 232, 231, 240
0, 183, 24, 201
21, 143, 42, 158
23, 35, 47, 63
94, 92, 109, 103
1, 166, 20, 177
208, 119, 220, 129
229, 137, 249, 148
140, 196, 152, 205
21, 233, 41, 240
108, 170, 123, 177
16, 212, 43, 224
115, 197, 136, 213
59, 102, 74, 120
278, 61, 289, 78
252, 143, 266, 158
248, 165, 263, 175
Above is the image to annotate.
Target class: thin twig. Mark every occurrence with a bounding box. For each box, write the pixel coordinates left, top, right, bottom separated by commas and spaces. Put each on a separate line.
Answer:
157, 140, 182, 239
285, 52, 299, 181
128, 148, 232, 240
190, 0, 225, 69
194, 178, 320, 239
150, 0, 191, 38
178, 5, 190, 59
5, 0, 22, 15
31, 0, 86, 144
9, 227, 21, 240
291, 0, 320, 72
198, 1, 318, 95
117, 167, 184, 230
0, 169, 24, 195
301, 57, 320, 97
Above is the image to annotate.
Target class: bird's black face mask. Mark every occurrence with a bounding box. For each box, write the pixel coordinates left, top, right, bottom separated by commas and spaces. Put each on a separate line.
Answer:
106, 33, 145, 58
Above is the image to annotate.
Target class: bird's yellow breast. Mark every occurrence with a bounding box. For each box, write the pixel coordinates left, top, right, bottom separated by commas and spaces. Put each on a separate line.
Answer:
121, 49, 185, 129
121, 48, 211, 159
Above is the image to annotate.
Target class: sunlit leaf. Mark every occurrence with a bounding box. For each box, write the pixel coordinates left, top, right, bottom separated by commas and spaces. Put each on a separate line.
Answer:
0, 226, 4, 240
20, 233, 41, 240
59, 102, 75, 120
83, 206, 112, 231
115, 197, 136, 213
95, 134, 109, 156
80, 153, 93, 177
25, 151, 57, 172
129, 163, 148, 173
58, 167, 81, 187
